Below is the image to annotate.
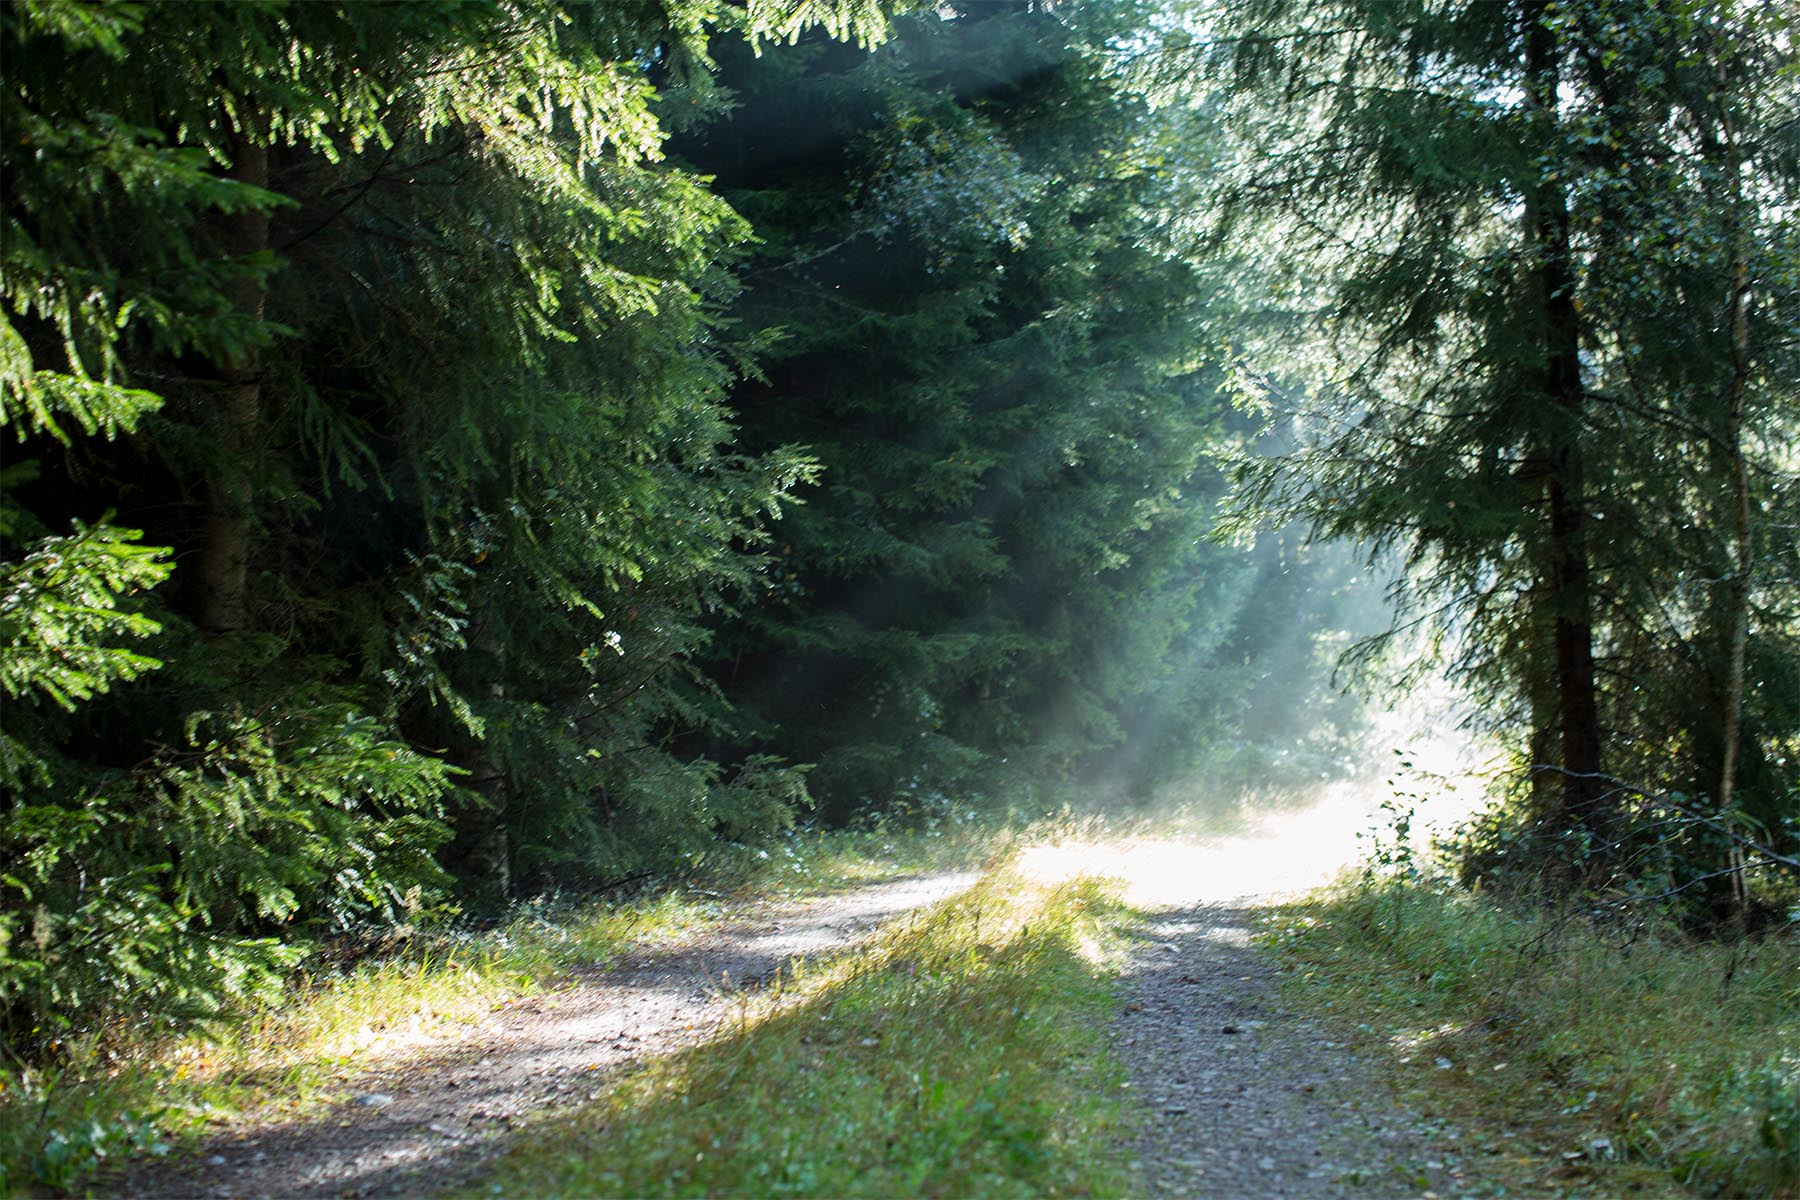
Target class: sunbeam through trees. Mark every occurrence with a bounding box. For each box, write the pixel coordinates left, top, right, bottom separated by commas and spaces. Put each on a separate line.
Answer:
1, 1, 1796, 1194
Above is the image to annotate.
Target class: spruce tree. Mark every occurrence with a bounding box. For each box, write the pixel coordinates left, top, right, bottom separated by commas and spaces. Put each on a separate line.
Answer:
679, 0, 1365, 817
1171, 0, 1799, 894
1, 0, 896, 1041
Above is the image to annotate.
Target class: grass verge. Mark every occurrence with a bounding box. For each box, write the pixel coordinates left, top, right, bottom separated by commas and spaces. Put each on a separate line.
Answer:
0, 821, 1007, 1197
462, 864, 1137, 1198
1259, 876, 1800, 1198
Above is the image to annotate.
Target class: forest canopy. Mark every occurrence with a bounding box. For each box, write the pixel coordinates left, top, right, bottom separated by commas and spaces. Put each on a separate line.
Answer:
3, 0, 1795, 1055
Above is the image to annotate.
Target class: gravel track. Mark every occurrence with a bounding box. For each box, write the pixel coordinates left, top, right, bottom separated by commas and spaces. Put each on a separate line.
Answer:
108, 805, 1477, 1200
1115, 901, 1466, 1199
108, 873, 978, 1200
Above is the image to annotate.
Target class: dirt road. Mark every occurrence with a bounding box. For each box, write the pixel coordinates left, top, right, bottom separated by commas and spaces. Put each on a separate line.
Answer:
115, 774, 1477, 1199
1038, 807, 1476, 1199
111, 873, 978, 1199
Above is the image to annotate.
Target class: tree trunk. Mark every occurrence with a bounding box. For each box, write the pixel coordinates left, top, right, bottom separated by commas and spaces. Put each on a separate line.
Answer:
1716, 202, 1754, 919
1523, 0, 1607, 842
451, 599, 513, 901
196, 124, 268, 638
1524, 621, 1562, 823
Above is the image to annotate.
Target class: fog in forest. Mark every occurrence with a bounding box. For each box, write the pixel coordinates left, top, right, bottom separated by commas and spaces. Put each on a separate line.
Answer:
4, 4, 1794, 1191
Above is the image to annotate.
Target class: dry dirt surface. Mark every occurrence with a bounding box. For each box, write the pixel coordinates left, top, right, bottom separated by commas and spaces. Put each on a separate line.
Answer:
108, 872, 979, 1200
1115, 900, 1467, 1199
1048, 803, 1482, 1200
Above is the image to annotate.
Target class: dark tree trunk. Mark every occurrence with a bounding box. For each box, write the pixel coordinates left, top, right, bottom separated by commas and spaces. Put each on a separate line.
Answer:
197, 124, 268, 638
1716, 207, 1754, 918
1524, 621, 1562, 822
448, 599, 513, 902
1523, 0, 1606, 838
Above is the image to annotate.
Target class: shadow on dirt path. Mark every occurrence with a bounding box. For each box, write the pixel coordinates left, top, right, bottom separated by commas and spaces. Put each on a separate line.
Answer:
109, 872, 979, 1200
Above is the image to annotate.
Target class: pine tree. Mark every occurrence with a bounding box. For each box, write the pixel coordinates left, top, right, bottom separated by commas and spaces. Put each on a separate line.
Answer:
1171, 0, 1800, 894
678, 0, 1364, 817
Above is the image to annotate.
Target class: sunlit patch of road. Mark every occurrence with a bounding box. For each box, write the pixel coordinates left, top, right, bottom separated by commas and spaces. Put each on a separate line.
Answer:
1021, 692, 1496, 908
1077, 691, 1494, 1197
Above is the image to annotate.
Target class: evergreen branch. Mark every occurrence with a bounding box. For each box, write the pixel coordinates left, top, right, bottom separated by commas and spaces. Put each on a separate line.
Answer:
279, 137, 402, 251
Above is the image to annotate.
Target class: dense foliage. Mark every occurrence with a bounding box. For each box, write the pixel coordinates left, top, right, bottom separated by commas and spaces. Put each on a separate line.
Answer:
678, 3, 1366, 818
1169, 0, 1800, 912
0, 0, 870, 1046
1, 0, 1360, 1054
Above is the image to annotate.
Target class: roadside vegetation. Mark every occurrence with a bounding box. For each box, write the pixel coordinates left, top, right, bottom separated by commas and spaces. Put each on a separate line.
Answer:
0, 822, 1004, 1197
1262, 860, 1800, 1198
465, 863, 1136, 1199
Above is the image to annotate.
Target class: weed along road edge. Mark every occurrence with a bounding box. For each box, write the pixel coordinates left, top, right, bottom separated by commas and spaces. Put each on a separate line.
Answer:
111, 873, 979, 1199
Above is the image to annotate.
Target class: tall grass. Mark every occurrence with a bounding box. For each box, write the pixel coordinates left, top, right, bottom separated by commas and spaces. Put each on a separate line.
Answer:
1261, 877, 1800, 1198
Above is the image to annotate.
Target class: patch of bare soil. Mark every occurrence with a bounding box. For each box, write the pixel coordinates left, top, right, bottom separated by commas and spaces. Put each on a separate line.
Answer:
1116, 901, 1472, 1199
108, 873, 978, 1200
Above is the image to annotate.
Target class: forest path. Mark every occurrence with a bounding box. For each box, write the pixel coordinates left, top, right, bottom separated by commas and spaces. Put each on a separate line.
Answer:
1112, 886, 1466, 1198
110, 872, 980, 1200
1033, 774, 1485, 1198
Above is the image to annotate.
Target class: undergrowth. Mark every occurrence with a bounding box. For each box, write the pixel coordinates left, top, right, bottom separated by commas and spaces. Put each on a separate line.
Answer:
464, 865, 1136, 1198
0, 820, 1007, 1197
1261, 875, 1800, 1198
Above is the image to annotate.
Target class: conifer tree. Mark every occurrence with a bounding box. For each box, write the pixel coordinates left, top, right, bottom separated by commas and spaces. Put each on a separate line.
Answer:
1171, 0, 1799, 893
2, 0, 482, 1038
679, 0, 1364, 816
1, 0, 895, 1041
